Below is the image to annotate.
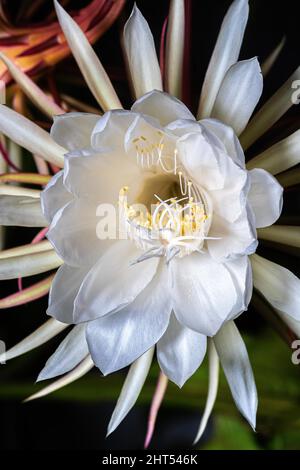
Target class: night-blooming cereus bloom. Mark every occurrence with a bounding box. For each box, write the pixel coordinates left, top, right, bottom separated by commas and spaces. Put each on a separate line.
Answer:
0, 0, 299, 446
43, 89, 283, 369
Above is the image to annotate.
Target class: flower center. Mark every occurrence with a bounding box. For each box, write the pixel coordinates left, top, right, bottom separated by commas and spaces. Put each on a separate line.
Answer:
119, 172, 214, 262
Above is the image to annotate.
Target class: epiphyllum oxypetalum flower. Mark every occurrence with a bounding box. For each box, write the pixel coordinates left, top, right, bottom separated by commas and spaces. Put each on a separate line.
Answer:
0, 0, 299, 446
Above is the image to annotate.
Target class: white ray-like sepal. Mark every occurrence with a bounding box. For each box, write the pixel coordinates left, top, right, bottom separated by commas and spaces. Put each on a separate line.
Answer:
212, 58, 263, 136
23, 355, 94, 402
0, 240, 52, 259
0, 52, 64, 117
0, 195, 47, 227
261, 37, 286, 77
251, 254, 300, 321
0, 319, 67, 363
247, 129, 300, 174
0, 186, 40, 198
166, 0, 185, 98
240, 66, 300, 150
0, 105, 65, 166
38, 325, 88, 381
193, 340, 219, 444
257, 225, 300, 249
124, 5, 162, 99
0, 249, 62, 280
107, 347, 154, 436
197, 0, 249, 119
54, 0, 121, 111
213, 321, 257, 429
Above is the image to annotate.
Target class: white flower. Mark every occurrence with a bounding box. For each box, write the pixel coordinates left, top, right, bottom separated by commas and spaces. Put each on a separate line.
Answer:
0, 0, 299, 446
41, 88, 282, 382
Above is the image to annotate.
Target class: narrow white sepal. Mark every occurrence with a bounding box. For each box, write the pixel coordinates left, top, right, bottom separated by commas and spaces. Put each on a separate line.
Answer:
23, 355, 94, 402
251, 253, 300, 321
0, 240, 52, 259
166, 0, 185, 98
0, 319, 67, 363
0, 195, 47, 227
213, 321, 257, 430
246, 129, 300, 174
257, 225, 300, 249
197, 0, 249, 119
261, 37, 286, 77
0, 52, 64, 117
193, 339, 219, 444
107, 347, 155, 436
54, 0, 121, 111
0, 104, 65, 166
38, 324, 88, 381
0, 249, 62, 280
240, 66, 300, 150
124, 5, 163, 99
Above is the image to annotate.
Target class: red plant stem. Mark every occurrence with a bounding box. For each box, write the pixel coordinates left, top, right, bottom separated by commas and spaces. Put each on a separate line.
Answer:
159, 16, 168, 88
0, 140, 21, 172
182, 0, 192, 108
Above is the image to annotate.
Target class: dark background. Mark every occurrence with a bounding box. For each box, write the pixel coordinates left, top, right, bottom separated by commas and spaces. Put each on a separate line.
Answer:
0, 0, 299, 450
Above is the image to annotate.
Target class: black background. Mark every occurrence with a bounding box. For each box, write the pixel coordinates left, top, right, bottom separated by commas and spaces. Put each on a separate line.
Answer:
0, 0, 299, 451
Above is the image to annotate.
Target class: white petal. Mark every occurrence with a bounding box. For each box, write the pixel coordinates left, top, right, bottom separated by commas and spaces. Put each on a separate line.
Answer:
48, 263, 91, 324
177, 130, 226, 191
240, 66, 300, 150
0, 250, 62, 280
251, 254, 300, 322
91, 110, 138, 150
0, 195, 47, 227
224, 256, 253, 320
200, 118, 245, 167
165, 0, 185, 98
246, 129, 300, 175
124, 5, 162, 98
257, 225, 300, 249
63, 148, 141, 202
132, 90, 194, 126
47, 198, 112, 267
248, 168, 283, 228
0, 319, 67, 363
107, 347, 154, 436
208, 207, 257, 260
51, 112, 101, 151
73, 240, 159, 323
157, 314, 207, 387
213, 321, 257, 429
0, 104, 65, 167
193, 340, 219, 444
41, 171, 72, 224
171, 253, 237, 336
38, 325, 88, 381
197, 0, 249, 118
212, 58, 263, 136
54, 0, 121, 111
86, 263, 171, 375
24, 355, 94, 402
